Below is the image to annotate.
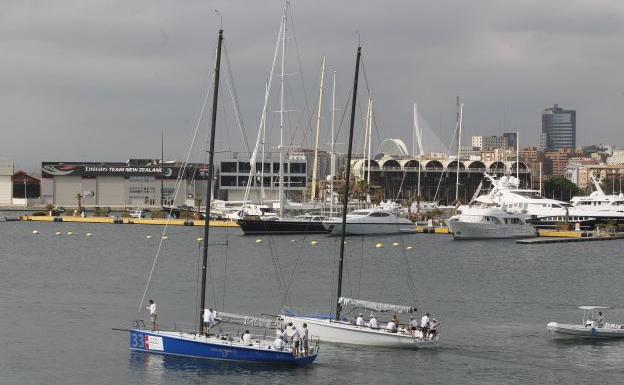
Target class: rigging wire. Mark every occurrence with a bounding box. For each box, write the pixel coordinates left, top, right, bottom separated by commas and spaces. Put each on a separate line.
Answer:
137, 59, 216, 312
223, 42, 251, 155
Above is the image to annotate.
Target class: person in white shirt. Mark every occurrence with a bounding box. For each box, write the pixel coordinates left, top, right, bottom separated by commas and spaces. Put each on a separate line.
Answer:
301, 323, 309, 356
355, 313, 365, 326
203, 308, 216, 335
272, 337, 285, 351
241, 330, 252, 345
146, 299, 157, 331
428, 319, 440, 339
291, 325, 301, 356
409, 316, 419, 335
595, 311, 605, 328
278, 328, 288, 343
420, 313, 430, 338
368, 314, 379, 329
386, 320, 397, 333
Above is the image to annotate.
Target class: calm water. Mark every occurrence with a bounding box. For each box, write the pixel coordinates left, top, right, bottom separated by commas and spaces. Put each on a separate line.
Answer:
1, 219, 623, 384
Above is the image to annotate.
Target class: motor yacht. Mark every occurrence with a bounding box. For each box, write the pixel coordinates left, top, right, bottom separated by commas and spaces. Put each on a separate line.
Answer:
473, 174, 624, 229
547, 306, 624, 339
447, 204, 537, 239
570, 176, 624, 211
322, 208, 413, 235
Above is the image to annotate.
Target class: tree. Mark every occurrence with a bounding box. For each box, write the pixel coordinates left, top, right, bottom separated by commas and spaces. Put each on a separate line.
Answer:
543, 176, 581, 202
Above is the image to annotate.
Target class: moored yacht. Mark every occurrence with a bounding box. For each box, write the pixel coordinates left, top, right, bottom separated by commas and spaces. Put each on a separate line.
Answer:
447, 204, 537, 239
473, 173, 624, 229
322, 207, 414, 235
570, 175, 624, 211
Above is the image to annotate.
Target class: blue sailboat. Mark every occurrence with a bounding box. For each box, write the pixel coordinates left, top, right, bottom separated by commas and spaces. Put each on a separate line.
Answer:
125, 27, 318, 366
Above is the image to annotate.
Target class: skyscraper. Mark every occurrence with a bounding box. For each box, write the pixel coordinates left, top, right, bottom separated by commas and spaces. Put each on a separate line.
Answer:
541, 104, 576, 151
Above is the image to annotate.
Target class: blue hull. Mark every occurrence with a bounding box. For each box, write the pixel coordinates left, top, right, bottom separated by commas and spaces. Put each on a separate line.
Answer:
129, 330, 316, 365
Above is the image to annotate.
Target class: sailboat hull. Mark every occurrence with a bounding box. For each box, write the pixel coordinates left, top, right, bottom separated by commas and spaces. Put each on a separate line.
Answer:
129, 329, 317, 365
282, 316, 436, 348
238, 219, 330, 235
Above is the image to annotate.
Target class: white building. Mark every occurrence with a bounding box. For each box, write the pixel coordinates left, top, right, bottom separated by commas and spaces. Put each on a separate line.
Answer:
0, 161, 14, 205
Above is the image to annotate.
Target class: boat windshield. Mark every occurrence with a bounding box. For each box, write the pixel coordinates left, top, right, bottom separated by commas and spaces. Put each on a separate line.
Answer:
349, 211, 369, 216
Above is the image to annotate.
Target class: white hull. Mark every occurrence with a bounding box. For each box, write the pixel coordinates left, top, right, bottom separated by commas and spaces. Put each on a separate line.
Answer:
324, 222, 413, 235
282, 316, 437, 348
447, 220, 536, 239
546, 322, 624, 339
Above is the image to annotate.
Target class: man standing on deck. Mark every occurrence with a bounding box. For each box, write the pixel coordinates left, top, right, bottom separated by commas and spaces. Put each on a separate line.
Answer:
146, 299, 157, 331
420, 313, 430, 338
291, 324, 301, 356
301, 323, 309, 356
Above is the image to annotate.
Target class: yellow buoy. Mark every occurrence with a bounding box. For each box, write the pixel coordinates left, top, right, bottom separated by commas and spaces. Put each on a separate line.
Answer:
392, 242, 400, 246
197, 237, 203, 242
406, 246, 413, 250
86, 233, 93, 237
67, 231, 73, 235
255, 239, 263, 243
375, 243, 384, 248
146, 235, 152, 239
55, 231, 62, 235
32, 230, 39, 234
310, 240, 318, 246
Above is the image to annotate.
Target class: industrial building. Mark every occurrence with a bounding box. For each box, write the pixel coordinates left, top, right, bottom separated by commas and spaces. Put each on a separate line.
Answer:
0, 161, 14, 205
41, 159, 209, 208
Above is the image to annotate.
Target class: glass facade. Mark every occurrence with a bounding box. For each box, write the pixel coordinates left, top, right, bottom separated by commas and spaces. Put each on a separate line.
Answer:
542, 104, 576, 151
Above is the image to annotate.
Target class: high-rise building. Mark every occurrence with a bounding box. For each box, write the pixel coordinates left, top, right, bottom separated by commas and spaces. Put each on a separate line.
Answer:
542, 104, 576, 151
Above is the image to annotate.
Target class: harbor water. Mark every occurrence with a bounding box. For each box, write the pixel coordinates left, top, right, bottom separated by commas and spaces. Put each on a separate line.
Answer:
1, 219, 623, 384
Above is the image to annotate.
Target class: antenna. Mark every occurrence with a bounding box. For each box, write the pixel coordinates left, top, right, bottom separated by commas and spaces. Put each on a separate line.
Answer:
214, 9, 222, 29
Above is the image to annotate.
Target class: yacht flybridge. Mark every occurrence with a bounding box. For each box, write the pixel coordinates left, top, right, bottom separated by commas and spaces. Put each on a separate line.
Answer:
547, 306, 624, 339
472, 173, 624, 229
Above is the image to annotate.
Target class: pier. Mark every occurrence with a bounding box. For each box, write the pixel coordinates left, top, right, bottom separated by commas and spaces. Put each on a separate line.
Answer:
21, 216, 239, 227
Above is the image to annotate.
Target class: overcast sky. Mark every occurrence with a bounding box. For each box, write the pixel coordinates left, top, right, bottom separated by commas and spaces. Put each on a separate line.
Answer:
2, 0, 623, 172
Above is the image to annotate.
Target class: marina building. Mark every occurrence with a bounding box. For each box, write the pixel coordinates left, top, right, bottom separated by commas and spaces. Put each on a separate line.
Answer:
542, 104, 576, 151
40, 160, 209, 208
0, 161, 14, 205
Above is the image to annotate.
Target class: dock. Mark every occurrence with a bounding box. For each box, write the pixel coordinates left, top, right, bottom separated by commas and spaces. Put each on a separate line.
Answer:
21, 216, 239, 228
517, 231, 624, 244
414, 226, 451, 234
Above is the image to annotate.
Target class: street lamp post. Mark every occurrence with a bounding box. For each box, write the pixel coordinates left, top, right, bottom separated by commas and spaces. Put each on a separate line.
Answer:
24, 181, 27, 207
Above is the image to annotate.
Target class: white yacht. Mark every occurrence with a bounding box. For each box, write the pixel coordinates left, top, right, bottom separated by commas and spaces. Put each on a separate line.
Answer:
447, 204, 536, 239
570, 176, 624, 211
322, 208, 414, 235
473, 174, 624, 229
547, 306, 624, 339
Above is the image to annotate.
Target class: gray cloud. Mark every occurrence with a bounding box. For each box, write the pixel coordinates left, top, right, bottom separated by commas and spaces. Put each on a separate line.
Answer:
1, 0, 623, 171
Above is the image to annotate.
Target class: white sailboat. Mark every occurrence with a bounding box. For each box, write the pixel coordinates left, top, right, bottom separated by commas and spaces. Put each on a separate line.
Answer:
281, 45, 438, 348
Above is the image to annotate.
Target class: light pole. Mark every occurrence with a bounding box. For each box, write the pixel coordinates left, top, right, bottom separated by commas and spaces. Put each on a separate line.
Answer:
24, 181, 27, 207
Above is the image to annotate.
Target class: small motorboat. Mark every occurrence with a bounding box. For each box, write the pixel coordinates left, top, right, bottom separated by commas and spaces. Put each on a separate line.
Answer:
546, 306, 624, 339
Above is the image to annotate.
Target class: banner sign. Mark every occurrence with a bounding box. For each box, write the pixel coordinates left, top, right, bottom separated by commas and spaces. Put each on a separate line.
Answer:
41, 162, 210, 179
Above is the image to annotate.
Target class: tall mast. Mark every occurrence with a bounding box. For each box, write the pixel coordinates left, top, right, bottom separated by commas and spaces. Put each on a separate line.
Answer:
199, 29, 223, 334
311, 56, 326, 201
455, 102, 463, 203
336, 45, 361, 320
366, 98, 372, 187
330, 70, 336, 217
278, 3, 287, 217
161, 131, 164, 208
516, 131, 520, 181
260, 81, 268, 204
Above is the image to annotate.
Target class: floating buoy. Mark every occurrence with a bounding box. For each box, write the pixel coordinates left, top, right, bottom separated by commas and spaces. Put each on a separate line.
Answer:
32, 230, 39, 234
375, 243, 384, 248
55, 231, 62, 235
406, 246, 413, 250
67, 231, 73, 235
290, 239, 296, 242
392, 242, 400, 247
162, 236, 169, 240
310, 240, 318, 246
86, 233, 93, 237
197, 237, 203, 242
255, 239, 263, 243
146, 235, 152, 239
